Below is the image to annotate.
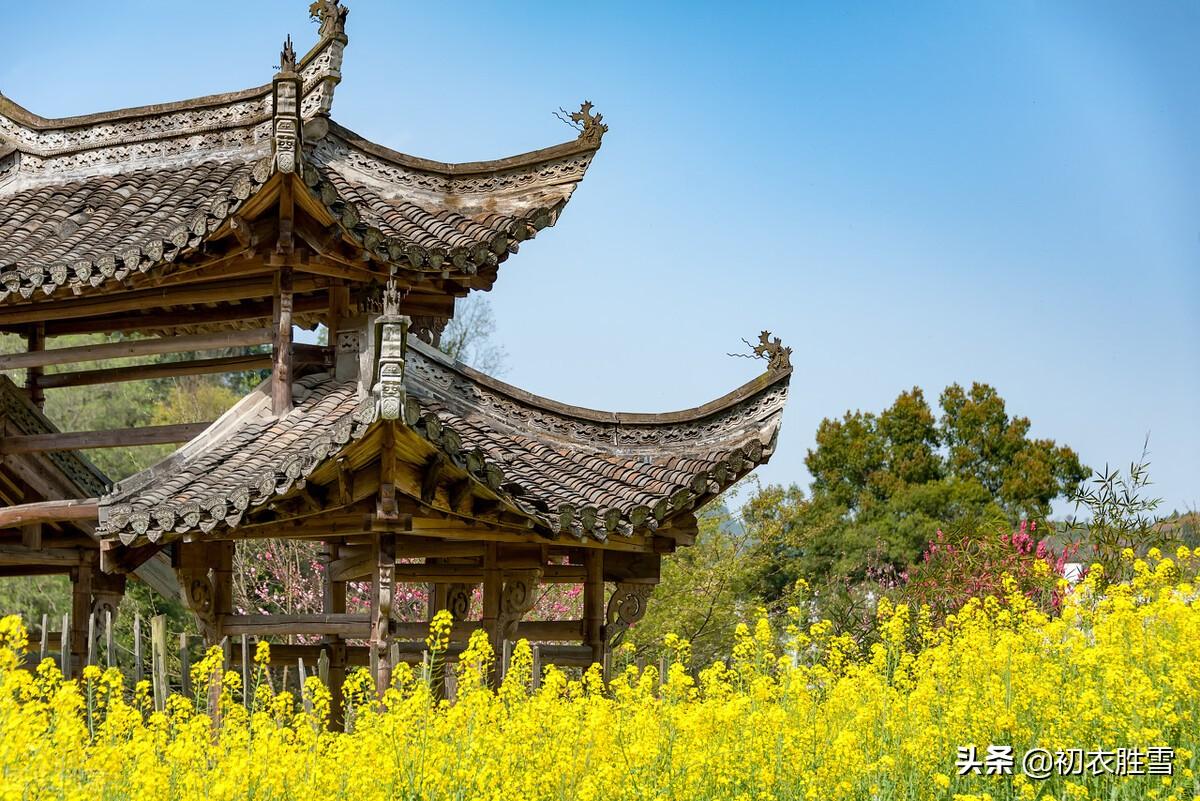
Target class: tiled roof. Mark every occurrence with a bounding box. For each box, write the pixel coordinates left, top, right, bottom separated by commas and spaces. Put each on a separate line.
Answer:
0, 11, 600, 305
0, 158, 270, 302
99, 344, 789, 545
301, 122, 595, 279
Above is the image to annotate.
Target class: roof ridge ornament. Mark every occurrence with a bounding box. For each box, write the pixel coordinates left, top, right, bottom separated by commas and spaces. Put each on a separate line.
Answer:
279, 35, 298, 73
375, 278, 410, 421
309, 0, 349, 39
272, 36, 303, 174
729, 331, 792, 373
556, 101, 608, 145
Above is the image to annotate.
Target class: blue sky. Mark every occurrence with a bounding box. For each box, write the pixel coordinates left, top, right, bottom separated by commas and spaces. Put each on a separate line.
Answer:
4, 1, 1197, 516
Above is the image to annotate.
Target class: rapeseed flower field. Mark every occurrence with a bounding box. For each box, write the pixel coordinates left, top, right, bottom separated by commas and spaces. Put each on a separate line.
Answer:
1, 550, 1197, 801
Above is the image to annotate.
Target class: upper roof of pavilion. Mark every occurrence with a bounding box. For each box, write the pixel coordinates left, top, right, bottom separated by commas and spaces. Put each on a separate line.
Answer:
0, 0, 603, 318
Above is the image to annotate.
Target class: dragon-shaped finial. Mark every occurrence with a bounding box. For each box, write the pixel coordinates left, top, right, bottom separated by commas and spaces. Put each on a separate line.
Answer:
557, 100, 608, 145
752, 331, 792, 372
279, 35, 298, 73
309, 0, 349, 38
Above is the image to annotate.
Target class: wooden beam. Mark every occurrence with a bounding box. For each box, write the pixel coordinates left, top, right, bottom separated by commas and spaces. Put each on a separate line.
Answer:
99, 540, 165, 575
0, 544, 88, 567
0, 499, 98, 528
0, 328, 272, 372
328, 550, 374, 582
0, 275, 320, 326
29, 294, 328, 337
34, 354, 271, 390
20, 523, 41, 550
220, 613, 370, 637
0, 422, 211, 454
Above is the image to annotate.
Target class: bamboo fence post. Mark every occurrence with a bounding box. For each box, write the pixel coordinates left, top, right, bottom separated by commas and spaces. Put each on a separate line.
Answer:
133, 613, 143, 684
150, 615, 167, 711
179, 633, 191, 696
105, 610, 114, 668
240, 635, 250, 708
60, 612, 70, 679
39, 614, 48, 662
209, 641, 224, 720
299, 658, 312, 714
501, 640, 512, 683
86, 611, 95, 667
318, 648, 329, 685
532, 645, 542, 691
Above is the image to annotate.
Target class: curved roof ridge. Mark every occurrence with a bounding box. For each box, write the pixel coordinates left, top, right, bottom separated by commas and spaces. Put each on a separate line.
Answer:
0, 86, 273, 134
324, 119, 602, 180
405, 338, 790, 456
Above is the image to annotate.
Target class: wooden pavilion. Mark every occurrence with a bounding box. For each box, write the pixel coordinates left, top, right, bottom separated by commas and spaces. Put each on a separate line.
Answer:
0, 0, 791, 701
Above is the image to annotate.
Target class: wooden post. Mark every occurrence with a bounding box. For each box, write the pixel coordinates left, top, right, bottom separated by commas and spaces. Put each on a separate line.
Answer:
299, 658, 313, 714
26, 322, 45, 409
151, 615, 167, 711
326, 282, 350, 348
482, 542, 502, 686
370, 532, 396, 694
241, 635, 250, 709
133, 613, 143, 684
179, 633, 192, 696
212, 541, 234, 643
272, 268, 294, 416
584, 549, 605, 667
104, 609, 114, 667
321, 540, 346, 728
532, 645, 542, 691
20, 523, 41, 550
60, 612, 70, 678
39, 614, 48, 662
70, 563, 93, 676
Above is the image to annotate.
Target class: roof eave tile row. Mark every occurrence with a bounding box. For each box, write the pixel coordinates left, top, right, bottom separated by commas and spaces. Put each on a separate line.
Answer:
0, 158, 271, 303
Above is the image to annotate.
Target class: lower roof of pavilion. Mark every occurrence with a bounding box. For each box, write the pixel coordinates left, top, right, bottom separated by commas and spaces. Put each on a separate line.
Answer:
98, 339, 790, 553
0, 376, 178, 596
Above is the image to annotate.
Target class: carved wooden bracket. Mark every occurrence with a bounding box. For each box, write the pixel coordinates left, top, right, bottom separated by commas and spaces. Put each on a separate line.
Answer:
446, 583, 475, 621
606, 582, 653, 648
498, 569, 542, 640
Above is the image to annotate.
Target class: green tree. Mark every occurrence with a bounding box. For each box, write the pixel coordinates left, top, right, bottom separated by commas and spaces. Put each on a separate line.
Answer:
749, 383, 1085, 622
629, 502, 763, 668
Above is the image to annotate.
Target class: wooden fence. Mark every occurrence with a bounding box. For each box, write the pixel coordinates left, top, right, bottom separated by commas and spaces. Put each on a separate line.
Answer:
18, 613, 606, 709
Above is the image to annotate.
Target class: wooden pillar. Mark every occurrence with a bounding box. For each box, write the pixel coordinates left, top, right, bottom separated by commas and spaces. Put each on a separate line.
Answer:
211, 541, 234, 643
482, 542, 501, 686
272, 268, 294, 416
326, 281, 350, 347
370, 532, 396, 694
70, 559, 94, 672
26, 323, 45, 410
584, 549, 605, 667
91, 571, 126, 631
174, 542, 219, 644
322, 540, 347, 728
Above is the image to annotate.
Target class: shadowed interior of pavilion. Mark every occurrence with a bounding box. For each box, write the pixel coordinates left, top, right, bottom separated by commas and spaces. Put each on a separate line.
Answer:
0, 0, 791, 720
